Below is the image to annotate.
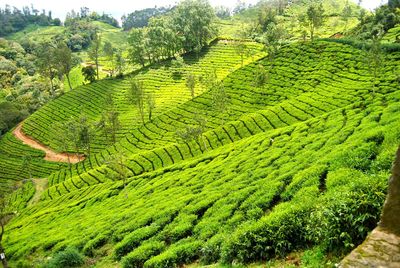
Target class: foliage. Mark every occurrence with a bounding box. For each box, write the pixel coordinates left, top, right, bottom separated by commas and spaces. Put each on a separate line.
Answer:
0, 5, 59, 36
186, 73, 196, 99
88, 32, 101, 79
81, 66, 96, 83
122, 7, 171, 31
43, 247, 84, 268
128, 79, 145, 123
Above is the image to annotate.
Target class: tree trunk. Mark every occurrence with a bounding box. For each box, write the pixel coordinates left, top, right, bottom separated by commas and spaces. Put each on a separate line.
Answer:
49, 77, 54, 97
379, 146, 400, 235
96, 57, 99, 80
0, 224, 8, 268
66, 73, 73, 90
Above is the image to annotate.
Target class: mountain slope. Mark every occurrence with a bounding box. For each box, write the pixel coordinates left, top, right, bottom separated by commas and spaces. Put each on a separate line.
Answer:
3, 41, 400, 267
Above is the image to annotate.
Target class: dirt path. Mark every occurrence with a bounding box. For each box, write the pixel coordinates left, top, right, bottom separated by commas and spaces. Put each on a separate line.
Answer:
28, 178, 48, 206
13, 123, 84, 163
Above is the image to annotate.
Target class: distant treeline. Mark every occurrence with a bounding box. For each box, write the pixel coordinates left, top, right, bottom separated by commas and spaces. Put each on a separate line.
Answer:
0, 5, 61, 36
65, 7, 119, 28
121, 6, 171, 31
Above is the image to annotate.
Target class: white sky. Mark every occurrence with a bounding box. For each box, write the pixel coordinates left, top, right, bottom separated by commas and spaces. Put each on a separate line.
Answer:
0, 0, 388, 24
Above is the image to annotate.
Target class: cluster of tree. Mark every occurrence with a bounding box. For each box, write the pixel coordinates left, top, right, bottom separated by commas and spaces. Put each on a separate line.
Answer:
0, 5, 61, 36
353, 0, 400, 40
55, 106, 121, 171
128, 0, 217, 67
121, 6, 171, 31
0, 37, 80, 136
127, 79, 155, 124
81, 34, 125, 82
65, 7, 119, 28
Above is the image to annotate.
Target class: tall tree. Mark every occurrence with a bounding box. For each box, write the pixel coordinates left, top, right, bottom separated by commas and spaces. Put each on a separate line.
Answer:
35, 43, 57, 96
54, 42, 75, 90
367, 28, 383, 95
88, 32, 101, 79
301, 2, 325, 41
146, 93, 155, 121
128, 79, 145, 123
0, 190, 14, 268
128, 28, 147, 67
173, 0, 217, 54
77, 115, 95, 165
103, 41, 115, 77
97, 95, 121, 144
114, 49, 125, 77
81, 66, 96, 83
342, 0, 353, 34
186, 73, 196, 99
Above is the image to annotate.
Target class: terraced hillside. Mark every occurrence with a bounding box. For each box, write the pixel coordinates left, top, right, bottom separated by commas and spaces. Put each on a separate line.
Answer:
43, 41, 398, 193
20, 40, 264, 152
3, 41, 400, 267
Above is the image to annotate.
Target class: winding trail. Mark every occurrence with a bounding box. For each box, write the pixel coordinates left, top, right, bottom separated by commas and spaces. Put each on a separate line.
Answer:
13, 123, 84, 163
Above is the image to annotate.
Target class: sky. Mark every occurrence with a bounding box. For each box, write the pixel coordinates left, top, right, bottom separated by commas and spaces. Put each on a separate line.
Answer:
1, 0, 388, 24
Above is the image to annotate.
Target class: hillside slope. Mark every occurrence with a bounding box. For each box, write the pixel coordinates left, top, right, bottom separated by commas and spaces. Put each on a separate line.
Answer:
3, 41, 400, 267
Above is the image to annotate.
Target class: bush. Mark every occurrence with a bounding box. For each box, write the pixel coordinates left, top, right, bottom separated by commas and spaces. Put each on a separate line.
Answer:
121, 240, 165, 268
306, 176, 387, 252
114, 224, 160, 259
143, 238, 202, 268
44, 247, 84, 268
82, 232, 110, 257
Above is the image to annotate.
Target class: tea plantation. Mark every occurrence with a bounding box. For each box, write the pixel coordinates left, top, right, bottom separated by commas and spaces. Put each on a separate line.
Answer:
1, 39, 400, 267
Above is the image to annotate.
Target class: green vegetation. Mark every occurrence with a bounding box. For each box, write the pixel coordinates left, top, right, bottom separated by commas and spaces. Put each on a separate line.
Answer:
1, 0, 400, 267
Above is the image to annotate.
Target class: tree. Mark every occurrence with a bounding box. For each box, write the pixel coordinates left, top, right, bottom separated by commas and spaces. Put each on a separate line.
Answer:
105, 153, 131, 193
254, 64, 269, 87
103, 41, 115, 77
367, 28, 383, 95
301, 2, 325, 42
186, 73, 196, 98
389, 0, 400, 9
54, 42, 75, 90
234, 42, 248, 67
76, 115, 95, 167
260, 22, 287, 62
128, 28, 147, 67
35, 42, 57, 96
97, 96, 121, 145
114, 49, 125, 78
173, 0, 217, 53
54, 122, 73, 174
342, 1, 353, 34
212, 81, 229, 124
128, 79, 145, 123
88, 32, 101, 79
81, 66, 96, 83
146, 93, 155, 121
176, 113, 208, 150
0, 190, 15, 268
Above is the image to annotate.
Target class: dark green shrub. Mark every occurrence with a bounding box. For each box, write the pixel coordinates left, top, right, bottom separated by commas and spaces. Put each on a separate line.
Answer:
45, 247, 84, 268
306, 178, 387, 252
221, 202, 313, 264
